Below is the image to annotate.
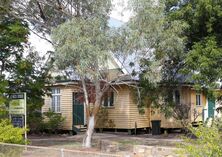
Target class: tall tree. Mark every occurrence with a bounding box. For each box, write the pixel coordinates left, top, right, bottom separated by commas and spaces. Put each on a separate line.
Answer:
0, 1, 29, 117
0, 1, 51, 126
167, 0, 222, 92
121, 0, 188, 118
52, 16, 113, 147
0, 7, 29, 77
8, 50, 51, 118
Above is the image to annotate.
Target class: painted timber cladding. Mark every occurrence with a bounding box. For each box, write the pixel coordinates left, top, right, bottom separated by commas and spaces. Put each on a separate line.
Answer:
42, 85, 79, 130
150, 86, 192, 128
190, 89, 206, 122
150, 86, 207, 128
129, 88, 150, 128
104, 85, 150, 129
105, 85, 131, 129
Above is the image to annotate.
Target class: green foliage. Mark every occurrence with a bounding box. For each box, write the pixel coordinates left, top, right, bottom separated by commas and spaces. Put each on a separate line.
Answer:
8, 51, 51, 117
167, 0, 222, 49
28, 110, 65, 134
52, 17, 111, 78
0, 78, 8, 118
126, 0, 188, 120
138, 78, 191, 123
178, 124, 222, 157
0, 11, 29, 76
43, 110, 65, 133
134, 0, 222, 121
0, 0, 51, 128
167, 0, 222, 90
27, 111, 44, 133
126, 0, 187, 82
183, 37, 222, 88
0, 119, 27, 144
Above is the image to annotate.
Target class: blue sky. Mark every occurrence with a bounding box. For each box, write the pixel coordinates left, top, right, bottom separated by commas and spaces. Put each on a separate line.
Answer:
109, 18, 124, 27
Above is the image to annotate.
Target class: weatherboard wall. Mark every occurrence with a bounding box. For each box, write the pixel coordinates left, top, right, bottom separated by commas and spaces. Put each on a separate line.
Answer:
128, 88, 150, 129
100, 85, 150, 129
101, 85, 131, 129
150, 86, 207, 128
42, 85, 80, 130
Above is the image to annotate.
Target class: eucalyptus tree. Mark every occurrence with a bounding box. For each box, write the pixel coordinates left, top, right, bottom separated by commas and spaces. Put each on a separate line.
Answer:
127, 0, 187, 81
52, 17, 113, 148
123, 0, 188, 118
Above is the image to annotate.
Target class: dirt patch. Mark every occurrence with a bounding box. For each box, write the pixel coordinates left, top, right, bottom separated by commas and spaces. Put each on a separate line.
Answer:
28, 132, 183, 154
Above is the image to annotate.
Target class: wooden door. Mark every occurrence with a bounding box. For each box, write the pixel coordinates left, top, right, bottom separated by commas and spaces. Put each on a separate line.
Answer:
73, 93, 84, 125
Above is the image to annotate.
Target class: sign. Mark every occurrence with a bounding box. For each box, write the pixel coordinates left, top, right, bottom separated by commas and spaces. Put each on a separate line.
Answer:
10, 93, 24, 99
11, 116, 24, 128
9, 92, 27, 142
9, 93, 25, 115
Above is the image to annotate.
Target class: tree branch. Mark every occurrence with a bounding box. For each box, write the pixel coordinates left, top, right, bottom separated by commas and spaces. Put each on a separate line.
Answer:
36, 1, 46, 21
28, 27, 54, 45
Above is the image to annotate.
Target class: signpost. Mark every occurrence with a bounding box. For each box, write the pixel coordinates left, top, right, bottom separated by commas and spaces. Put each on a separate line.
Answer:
9, 93, 27, 142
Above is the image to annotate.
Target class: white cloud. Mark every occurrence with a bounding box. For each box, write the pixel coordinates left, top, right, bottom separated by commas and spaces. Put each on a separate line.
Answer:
110, 0, 132, 22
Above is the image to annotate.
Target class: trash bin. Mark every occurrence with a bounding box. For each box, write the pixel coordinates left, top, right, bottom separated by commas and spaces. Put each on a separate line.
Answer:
151, 120, 161, 135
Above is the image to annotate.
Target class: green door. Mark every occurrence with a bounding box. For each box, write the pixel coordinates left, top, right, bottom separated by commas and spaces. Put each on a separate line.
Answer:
73, 93, 84, 125
208, 99, 215, 118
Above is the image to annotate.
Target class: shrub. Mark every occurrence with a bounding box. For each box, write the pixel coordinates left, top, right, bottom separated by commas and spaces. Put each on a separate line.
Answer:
28, 111, 44, 133
0, 119, 27, 144
178, 123, 222, 157
43, 110, 65, 133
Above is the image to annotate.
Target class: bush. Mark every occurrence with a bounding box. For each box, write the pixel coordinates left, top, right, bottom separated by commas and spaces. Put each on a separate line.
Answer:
178, 123, 222, 157
28, 110, 65, 134
43, 110, 65, 133
0, 119, 27, 144
27, 111, 43, 133
28, 111, 44, 133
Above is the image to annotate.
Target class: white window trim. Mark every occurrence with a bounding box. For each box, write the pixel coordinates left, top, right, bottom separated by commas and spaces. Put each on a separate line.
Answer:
51, 88, 61, 113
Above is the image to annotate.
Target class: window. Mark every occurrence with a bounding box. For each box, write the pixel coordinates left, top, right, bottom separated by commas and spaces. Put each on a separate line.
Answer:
174, 90, 180, 105
103, 91, 114, 107
52, 88, 60, 112
196, 94, 201, 106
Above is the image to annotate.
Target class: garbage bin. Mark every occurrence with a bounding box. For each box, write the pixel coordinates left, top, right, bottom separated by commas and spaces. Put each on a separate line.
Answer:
151, 120, 161, 135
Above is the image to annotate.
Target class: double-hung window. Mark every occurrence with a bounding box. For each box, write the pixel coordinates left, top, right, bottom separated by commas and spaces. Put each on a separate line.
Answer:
103, 91, 114, 107
52, 88, 61, 112
196, 94, 201, 106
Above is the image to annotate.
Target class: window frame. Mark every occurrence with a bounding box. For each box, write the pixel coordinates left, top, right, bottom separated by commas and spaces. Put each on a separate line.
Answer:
51, 88, 61, 112
174, 90, 181, 105
196, 93, 201, 106
102, 91, 115, 108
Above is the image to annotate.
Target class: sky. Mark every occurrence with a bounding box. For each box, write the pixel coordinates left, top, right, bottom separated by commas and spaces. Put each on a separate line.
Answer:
28, 0, 131, 57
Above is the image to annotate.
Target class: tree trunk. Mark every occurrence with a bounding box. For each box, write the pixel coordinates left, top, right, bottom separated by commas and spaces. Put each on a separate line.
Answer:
82, 115, 95, 148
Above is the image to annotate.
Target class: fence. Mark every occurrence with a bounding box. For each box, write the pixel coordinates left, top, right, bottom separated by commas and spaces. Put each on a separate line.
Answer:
0, 143, 123, 157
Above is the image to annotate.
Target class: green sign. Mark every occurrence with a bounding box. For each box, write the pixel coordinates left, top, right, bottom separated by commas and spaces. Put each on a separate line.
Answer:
9, 93, 26, 115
